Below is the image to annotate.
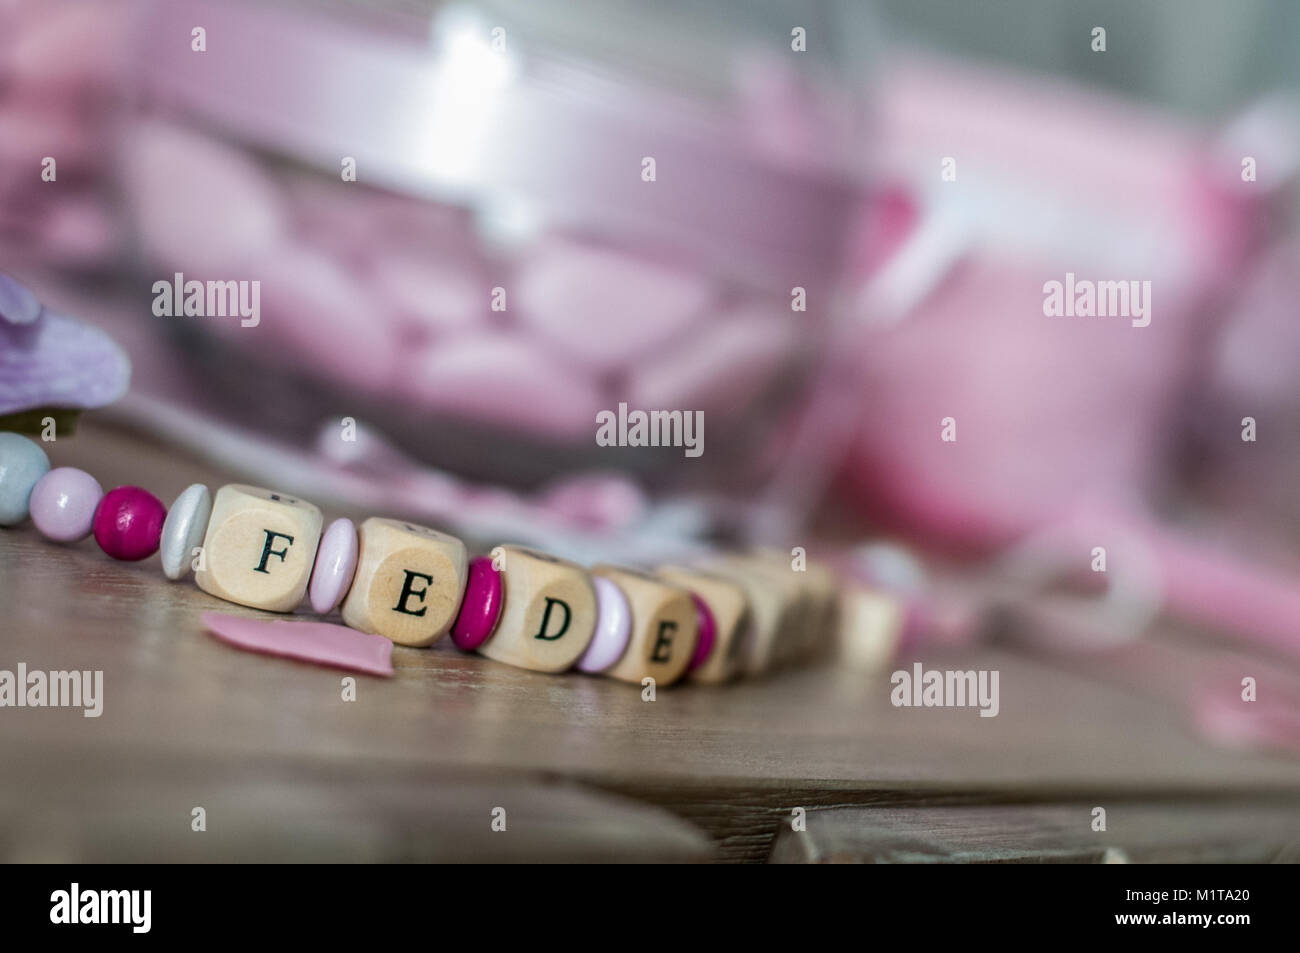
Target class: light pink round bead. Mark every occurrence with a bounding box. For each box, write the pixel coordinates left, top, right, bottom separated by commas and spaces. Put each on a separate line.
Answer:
309, 517, 358, 614
575, 576, 632, 674
29, 467, 103, 543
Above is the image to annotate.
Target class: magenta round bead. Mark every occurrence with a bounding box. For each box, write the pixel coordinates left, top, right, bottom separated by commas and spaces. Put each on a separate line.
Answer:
450, 556, 503, 651
687, 592, 717, 672
29, 467, 103, 542
92, 485, 166, 561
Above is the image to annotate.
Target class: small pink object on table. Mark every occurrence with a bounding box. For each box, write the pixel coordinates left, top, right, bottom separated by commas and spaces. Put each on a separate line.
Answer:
309, 517, 358, 614
687, 593, 717, 672
92, 485, 166, 560
450, 556, 503, 651
574, 576, 632, 674
29, 466, 103, 542
201, 612, 394, 676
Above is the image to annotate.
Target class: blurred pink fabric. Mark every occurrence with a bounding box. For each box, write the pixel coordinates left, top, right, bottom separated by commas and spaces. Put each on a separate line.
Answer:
841, 56, 1262, 550
835, 57, 1300, 659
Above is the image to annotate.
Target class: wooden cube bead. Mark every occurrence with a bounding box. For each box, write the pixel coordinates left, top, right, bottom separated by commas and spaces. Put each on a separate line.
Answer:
194, 484, 323, 612
340, 518, 468, 647
656, 565, 749, 685
730, 553, 819, 667
836, 583, 906, 672
593, 566, 697, 688
801, 559, 841, 658
477, 545, 597, 672
741, 558, 811, 668
800, 556, 842, 655
747, 548, 840, 661
691, 555, 792, 677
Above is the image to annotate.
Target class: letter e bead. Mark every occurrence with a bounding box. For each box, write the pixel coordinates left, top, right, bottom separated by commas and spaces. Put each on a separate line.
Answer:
594, 566, 698, 687
341, 518, 468, 646
195, 485, 323, 612
657, 565, 749, 684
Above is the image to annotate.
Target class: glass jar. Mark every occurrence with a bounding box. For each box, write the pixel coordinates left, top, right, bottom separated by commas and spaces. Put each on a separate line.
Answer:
114, 0, 879, 549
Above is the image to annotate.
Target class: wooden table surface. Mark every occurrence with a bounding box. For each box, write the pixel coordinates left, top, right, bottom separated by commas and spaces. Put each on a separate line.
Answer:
3, 423, 1300, 862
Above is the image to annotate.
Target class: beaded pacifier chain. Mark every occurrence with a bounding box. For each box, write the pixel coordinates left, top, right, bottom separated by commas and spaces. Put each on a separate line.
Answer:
0, 432, 838, 686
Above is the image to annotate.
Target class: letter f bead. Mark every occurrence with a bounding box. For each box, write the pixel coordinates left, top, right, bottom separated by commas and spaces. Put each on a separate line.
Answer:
195, 484, 323, 612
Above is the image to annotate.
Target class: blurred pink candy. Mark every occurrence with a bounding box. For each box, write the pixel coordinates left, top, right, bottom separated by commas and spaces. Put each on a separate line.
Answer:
628, 306, 800, 417
369, 248, 488, 338
400, 332, 605, 441
515, 240, 715, 373
4, 0, 124, 98
121, 120, 289, 274
202, 612, 394, 677
538, 472, 649, 530
254, 247, 401, 393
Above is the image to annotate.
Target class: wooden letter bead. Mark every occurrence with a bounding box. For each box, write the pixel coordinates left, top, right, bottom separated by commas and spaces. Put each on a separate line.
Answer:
195, 485, 324, 612
836, 584, 906, 672
593, 566, 697, 688
799, 559, 840, 659
656, 565, 750, 685
477, 545, 597, 673
748, 548, 840, 661
734, 554, 815, 668
340, 518, 468, 647
691, 555, 790, 677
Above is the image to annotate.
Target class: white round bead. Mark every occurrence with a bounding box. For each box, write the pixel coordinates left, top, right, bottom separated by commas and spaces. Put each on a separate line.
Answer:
160, 483, 212, 580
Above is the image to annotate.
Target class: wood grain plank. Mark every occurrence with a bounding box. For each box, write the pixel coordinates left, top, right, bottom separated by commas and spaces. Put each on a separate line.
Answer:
0, 747, 713, 862
769, 802, 1300, 863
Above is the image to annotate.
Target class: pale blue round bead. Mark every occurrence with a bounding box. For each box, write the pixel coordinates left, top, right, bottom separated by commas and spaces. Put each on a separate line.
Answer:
0, 432, 52, 526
